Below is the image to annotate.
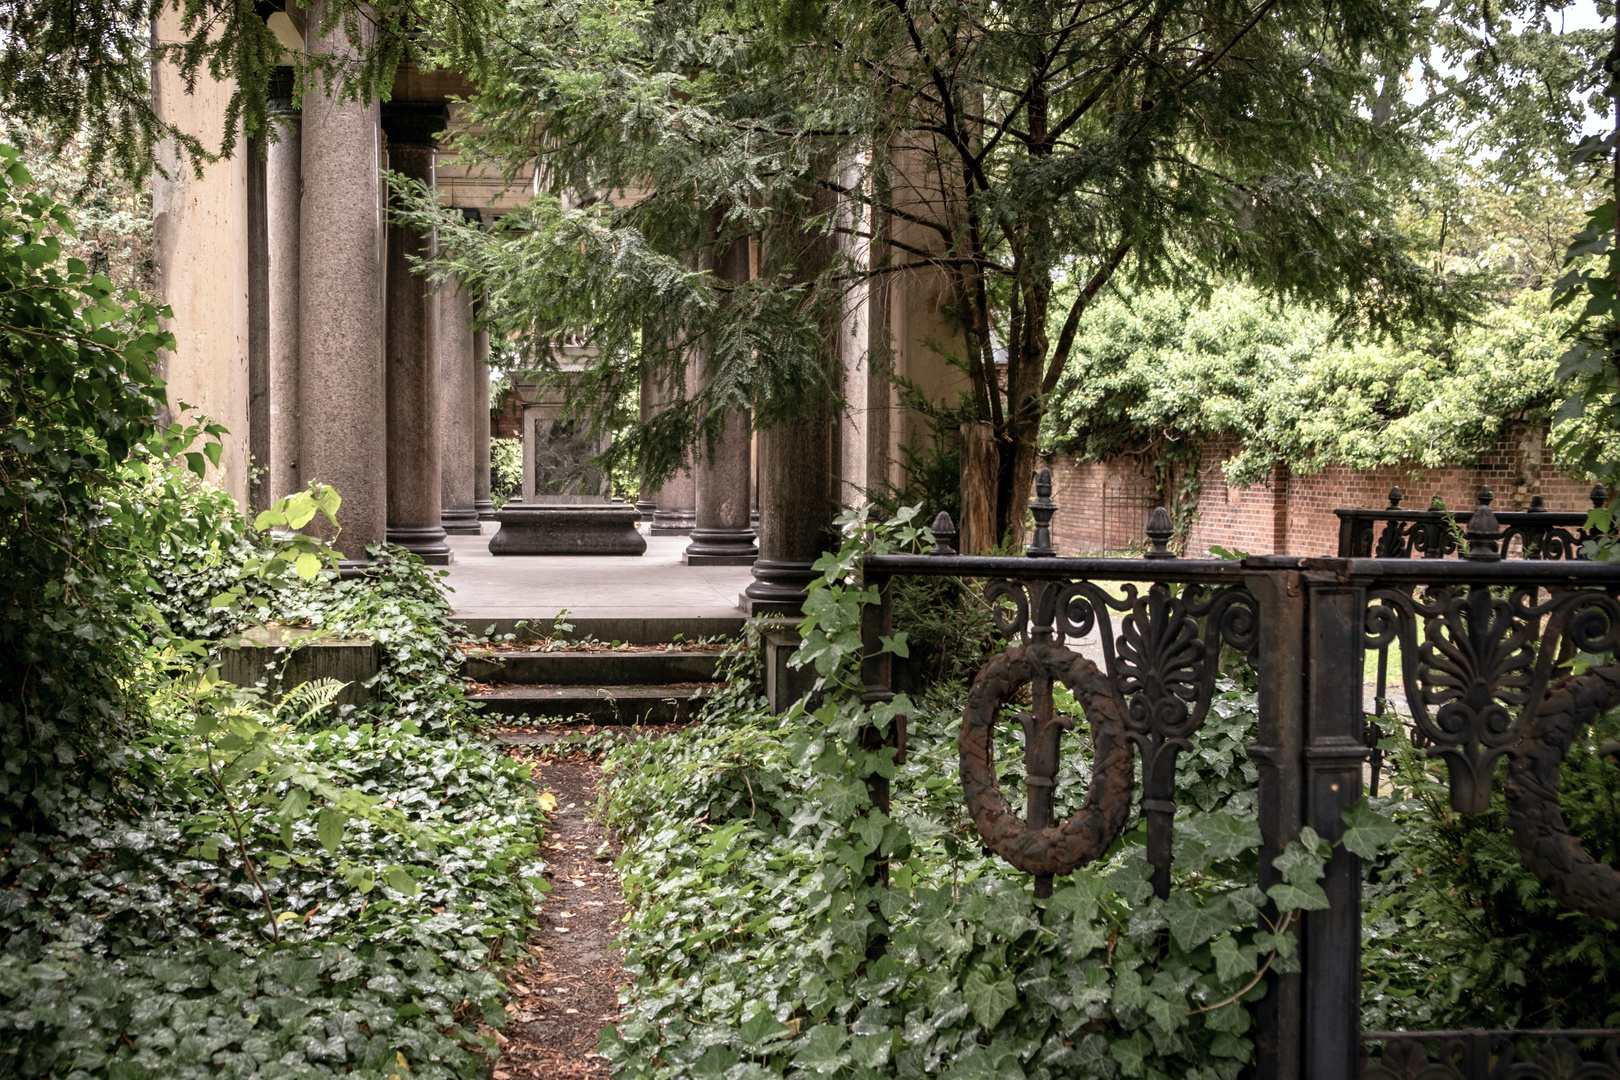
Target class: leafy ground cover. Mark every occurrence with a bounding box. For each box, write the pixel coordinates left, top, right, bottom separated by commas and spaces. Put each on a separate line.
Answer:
0, 491, 551, 1079
594, 511, 1398, 1080
0, 155, 550, 1076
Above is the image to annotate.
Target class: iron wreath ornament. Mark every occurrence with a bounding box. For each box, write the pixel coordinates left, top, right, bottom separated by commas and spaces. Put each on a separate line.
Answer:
957, 638, 1135, 879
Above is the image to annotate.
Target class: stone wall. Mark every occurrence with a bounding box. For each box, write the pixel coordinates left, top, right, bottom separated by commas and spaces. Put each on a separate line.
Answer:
1048, 427, 1596, 557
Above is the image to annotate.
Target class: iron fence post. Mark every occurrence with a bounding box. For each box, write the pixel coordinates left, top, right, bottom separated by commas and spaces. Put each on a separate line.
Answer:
1302, 566, 1371, 1080
1243, 564, 1307, 1080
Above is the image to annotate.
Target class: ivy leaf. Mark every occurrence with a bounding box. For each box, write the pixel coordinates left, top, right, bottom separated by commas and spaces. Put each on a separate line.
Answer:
688, 1045, 739, 1079
1187, 812, 1262, 861
740, 1011, 790, 1048
1210, 936, 1258, 983
792, 1023, 850, 1075
1339, 798, 1399, 859
1266, 880, 1330, 911
849, 1030, 894, 1068
963, 967, 1018, 1030
1163, 892, 1229, 950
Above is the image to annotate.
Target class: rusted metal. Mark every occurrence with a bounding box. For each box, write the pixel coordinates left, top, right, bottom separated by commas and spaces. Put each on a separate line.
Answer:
958, 639, 1134, 878
859, 475, 1620, 1080
1337, 485, 1605, 560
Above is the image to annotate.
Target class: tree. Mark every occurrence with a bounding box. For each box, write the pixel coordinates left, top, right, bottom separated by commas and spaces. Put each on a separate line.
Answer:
401, 0, 1473, 544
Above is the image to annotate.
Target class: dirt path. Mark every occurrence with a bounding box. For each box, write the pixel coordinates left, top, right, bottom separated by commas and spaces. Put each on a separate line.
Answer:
495, 752, 626, 1080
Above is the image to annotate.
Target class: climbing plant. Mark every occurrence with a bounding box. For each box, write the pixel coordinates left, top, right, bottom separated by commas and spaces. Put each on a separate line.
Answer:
598, 508, 1400, 1078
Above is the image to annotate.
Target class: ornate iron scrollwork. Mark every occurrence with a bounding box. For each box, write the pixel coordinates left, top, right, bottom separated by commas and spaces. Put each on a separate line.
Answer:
959, 640, 1134, 881
1363, 1031, 1620, 1079
1505, 660, 1620, 923
1364, 584, 1620, 920
972, 576, 1258, 895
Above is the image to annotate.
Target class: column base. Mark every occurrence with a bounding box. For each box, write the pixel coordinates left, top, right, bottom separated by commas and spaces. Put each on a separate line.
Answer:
683, 526, 758, 565
740, 558, 820, 615
386, 524, 453, 565
651, 508, 696, 535
442, 506, 482, 535
475, 498, 496, 521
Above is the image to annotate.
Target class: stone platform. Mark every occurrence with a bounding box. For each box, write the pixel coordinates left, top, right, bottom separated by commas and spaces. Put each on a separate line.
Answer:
442, 527, 754, 643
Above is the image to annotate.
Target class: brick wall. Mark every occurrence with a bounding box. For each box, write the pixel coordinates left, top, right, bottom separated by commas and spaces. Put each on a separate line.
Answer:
1048, 426, 1595, 557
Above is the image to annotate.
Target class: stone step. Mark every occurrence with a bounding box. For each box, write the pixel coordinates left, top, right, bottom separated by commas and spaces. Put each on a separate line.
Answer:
469, 684, 713, 724
453, 616, 746, 646
460, 649, 723, 685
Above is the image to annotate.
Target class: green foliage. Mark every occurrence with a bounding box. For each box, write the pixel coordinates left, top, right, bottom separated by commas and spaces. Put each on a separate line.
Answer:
1046, 284, 1572, 490
0, 144, 222, 834
0, 490, 548, 1077
597, 509, 1399, 1078
0, 153, 545, 1077
1362, 712, 1620, 1031
490, 437, 523, 508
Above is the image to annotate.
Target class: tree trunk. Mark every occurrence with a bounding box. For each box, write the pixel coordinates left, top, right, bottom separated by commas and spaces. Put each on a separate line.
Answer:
959, 421, 998, 553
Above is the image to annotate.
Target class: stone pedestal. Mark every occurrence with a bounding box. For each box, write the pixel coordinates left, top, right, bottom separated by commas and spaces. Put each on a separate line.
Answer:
299, 5, 385, 562
438, 256, 480, 534
684, 237, 756, 565
489, 505, 647, 555
266, 78, 301, 510
474, 325, 494, 520
381, 104, 451, 565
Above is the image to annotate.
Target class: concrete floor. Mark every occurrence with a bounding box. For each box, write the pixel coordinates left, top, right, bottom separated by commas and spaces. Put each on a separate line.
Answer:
440, 525, 754, 642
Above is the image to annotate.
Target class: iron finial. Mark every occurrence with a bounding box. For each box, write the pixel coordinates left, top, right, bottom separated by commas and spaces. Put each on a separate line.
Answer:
1387, 486, 1403, 509
1027, 467, 1057, 557
1144, 506, 1176, 559
1476, 485, 1494, 507
1528, 494, 1546, 513
930, 511, 958, 555
1462, 491, 1502, 562
1592, 482, 1609, 509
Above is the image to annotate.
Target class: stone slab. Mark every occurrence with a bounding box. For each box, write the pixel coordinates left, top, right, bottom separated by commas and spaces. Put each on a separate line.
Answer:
444, 532, 754, 640
216, 624, 377, 710
488, 505, 647, 556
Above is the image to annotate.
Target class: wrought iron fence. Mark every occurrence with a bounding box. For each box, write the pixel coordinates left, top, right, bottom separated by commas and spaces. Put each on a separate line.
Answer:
1335, 484, 1607, 561
860, 469, 1620, 1080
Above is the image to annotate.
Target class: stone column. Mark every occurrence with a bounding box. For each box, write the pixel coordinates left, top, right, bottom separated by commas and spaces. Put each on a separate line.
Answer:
474, 323, 494, 519
438, 215, 480, 534
298, 4, 385, 561
381, 104, 451, 564
265, 68, 301, 508
684, 237, 757, 565
634, 367, 660, 521
247, 135, 270, 512
150, 2, 250, 505
743, 191, 837, 614
652, 362, 697, 534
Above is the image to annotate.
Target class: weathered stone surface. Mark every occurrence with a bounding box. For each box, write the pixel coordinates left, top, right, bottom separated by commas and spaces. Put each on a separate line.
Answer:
299, 0, 385, 560
217, 625, 377, 710
488, 505, 647, 556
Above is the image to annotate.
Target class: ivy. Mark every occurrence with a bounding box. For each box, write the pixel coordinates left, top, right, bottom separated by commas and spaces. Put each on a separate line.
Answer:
598, 509, 1399, 1079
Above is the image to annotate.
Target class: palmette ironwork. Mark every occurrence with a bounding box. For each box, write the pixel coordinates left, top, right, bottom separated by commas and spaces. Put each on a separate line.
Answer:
858, 472, 1620, 1079
973, 569, 1258, 895
1362, 1031, 1620, 1079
